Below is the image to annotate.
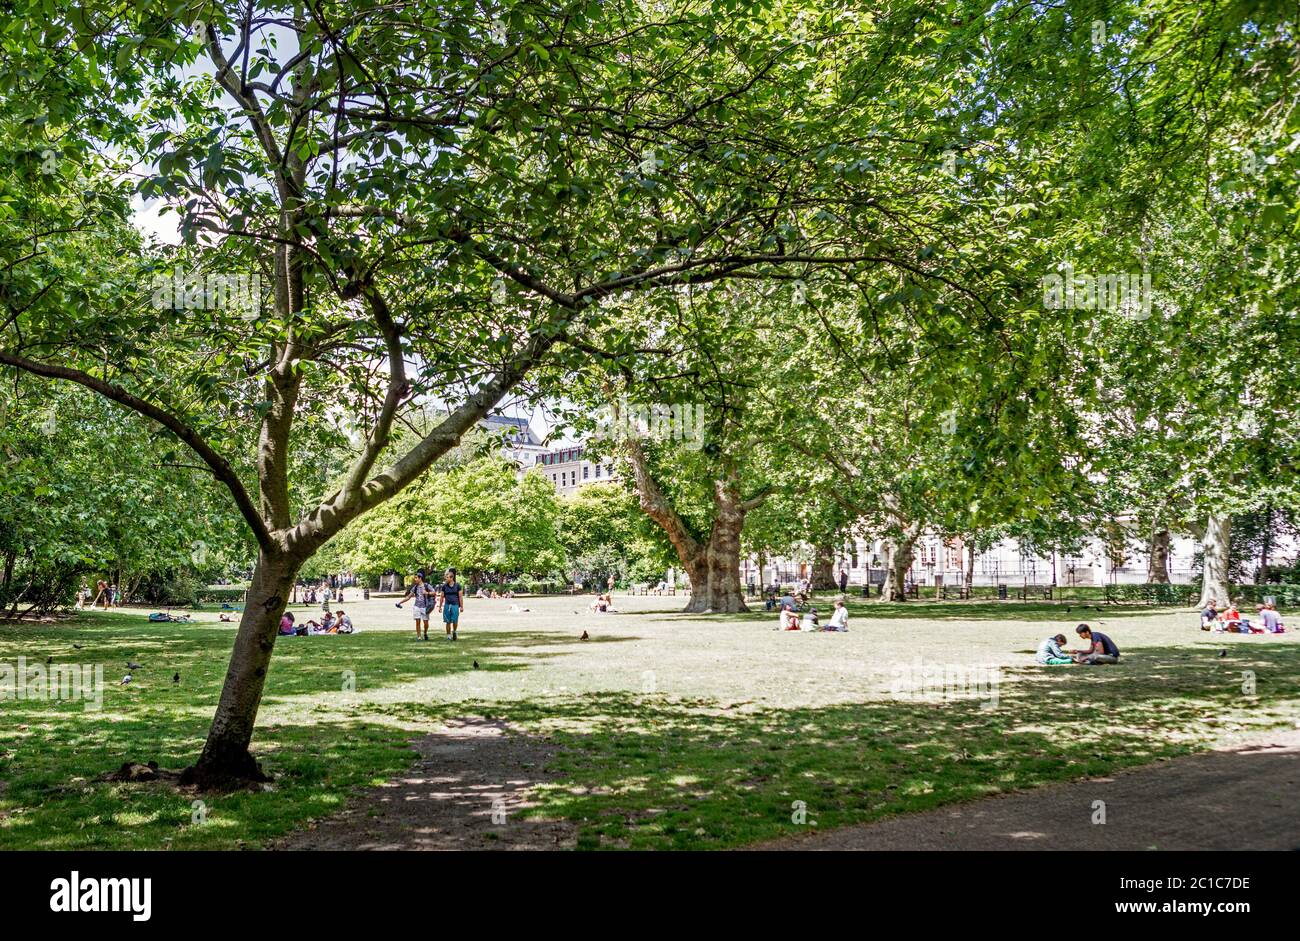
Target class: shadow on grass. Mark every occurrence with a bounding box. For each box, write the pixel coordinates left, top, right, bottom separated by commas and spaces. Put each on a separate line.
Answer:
0, 614, 557, 849
407, 642, 1300, 850
3, 613, 1295, 851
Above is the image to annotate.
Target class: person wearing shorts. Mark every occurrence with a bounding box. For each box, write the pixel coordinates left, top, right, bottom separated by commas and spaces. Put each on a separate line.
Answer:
437, 568, 464, 641
396, 571, 434, 640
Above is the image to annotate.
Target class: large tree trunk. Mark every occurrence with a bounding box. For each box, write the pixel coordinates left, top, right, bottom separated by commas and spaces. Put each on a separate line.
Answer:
1146, 527, 1171, 584
879, 528, 919, 602
811, 543, 837, 591
1197, 514, 1231, 608
620, 431, 758, 614
184, 550, 301, 788
682, 478, 749, 613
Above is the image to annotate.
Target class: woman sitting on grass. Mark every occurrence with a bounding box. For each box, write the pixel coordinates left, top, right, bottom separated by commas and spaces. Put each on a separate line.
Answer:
306, 611, 335, 634
1258, 602, 1287, 634
824, 597, 849, 632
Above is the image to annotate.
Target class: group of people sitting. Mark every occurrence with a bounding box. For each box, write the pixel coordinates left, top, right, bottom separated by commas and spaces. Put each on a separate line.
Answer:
1200, 598, 1287, 634
589, 592, 617, 613
473, 586, 515, 599
1036, 624, 1121, 665
774, 593, 850, 632
278, 609, 355, 636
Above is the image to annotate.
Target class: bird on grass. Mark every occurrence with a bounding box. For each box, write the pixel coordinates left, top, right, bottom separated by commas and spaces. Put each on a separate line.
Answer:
1217, 649, 1227, 658
120, 674, 133, 686
73, 643, 83, 650
580, 630, 589, 641
172, 672, 180, 684
127, 661, 143, 670
45, 656, 52, 665
473, 660, 480, 670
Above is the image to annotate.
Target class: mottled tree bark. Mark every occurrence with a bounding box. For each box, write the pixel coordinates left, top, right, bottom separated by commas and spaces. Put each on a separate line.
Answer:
879, 526, 920, 602
1197, 515, 1232, 608
1146, 527, 1171, 584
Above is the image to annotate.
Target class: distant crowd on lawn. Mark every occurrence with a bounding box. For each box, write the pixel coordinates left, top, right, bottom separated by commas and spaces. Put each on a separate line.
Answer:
278, 609, 355, 636
767, 584, 851, 633
1200, 599, 1287, 634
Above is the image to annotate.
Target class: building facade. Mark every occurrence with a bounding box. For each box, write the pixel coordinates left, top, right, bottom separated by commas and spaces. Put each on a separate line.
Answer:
533, 446, 618, 496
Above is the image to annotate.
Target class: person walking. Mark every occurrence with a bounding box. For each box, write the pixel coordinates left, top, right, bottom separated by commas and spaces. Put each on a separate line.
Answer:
839, 569, 849, 594
395, 570, 434, 641
437, 568, 465, 641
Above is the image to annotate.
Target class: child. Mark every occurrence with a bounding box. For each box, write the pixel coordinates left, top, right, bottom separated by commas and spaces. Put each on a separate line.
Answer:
800, 607, 820, 631
825, 597, 849, 632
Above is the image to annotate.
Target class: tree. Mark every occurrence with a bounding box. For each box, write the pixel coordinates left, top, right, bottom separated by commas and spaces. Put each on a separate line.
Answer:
3, 1, 900, 784
0, 383, 245, 615
340, 455, 563, 583
555, 482, 670, 588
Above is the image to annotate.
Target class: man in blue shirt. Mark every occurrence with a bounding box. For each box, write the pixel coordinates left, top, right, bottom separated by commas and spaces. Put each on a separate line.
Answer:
1074, 624, 1120, 664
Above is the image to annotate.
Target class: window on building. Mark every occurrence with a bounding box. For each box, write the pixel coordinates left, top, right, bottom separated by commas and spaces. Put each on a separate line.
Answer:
583, 466, 589, 479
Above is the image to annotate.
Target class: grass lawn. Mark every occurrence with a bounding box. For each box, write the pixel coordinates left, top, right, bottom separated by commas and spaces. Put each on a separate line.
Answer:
1, 594, 1297, 850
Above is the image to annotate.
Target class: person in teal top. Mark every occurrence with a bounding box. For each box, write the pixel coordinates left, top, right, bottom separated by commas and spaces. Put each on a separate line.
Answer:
1035, 633, 1072, 665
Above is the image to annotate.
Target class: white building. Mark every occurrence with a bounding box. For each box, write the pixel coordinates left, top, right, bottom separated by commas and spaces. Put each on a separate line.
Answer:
533, 445, 618, 496
744, 530, 1208, 591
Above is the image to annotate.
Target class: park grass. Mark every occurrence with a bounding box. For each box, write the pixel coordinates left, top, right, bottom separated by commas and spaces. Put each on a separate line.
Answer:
397, 643, 1300, 849
2, 602, 1298, 850
0, 610, 512, 849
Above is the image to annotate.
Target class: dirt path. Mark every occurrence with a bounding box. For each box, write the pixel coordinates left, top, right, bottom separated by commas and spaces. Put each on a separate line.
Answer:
755, 726, 1300, 851
277, 718, 575, 850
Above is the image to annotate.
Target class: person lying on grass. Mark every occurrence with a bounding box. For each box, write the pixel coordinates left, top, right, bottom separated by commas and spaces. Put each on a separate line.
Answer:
278, 611, 296, 636
1036, 633, 1072, 665
1073, 624, 1120, 664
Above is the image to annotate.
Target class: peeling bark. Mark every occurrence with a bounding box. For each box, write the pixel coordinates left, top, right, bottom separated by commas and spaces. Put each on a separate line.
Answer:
879, 525, 920, 602
1146, 527, 1170, 584
1197, 514, 1231, 608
